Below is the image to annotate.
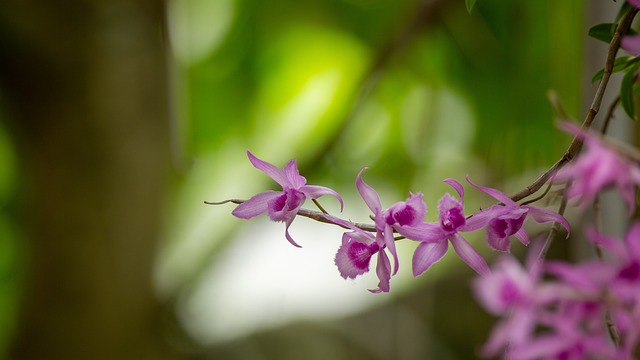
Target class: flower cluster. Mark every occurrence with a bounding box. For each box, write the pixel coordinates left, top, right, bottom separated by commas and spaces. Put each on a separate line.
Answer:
474, 224, 640, 359
228, 150, 568, 293
216, 114, 640, 358
472, 123, 640, 359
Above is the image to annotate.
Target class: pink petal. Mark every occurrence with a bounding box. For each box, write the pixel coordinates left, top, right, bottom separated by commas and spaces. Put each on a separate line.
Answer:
466, 175, 517, 206
462, 207, 500, 232
395, 222, 445, 243
526, 205, 570, 237
283, 159, 307, 188
622, 34, 640, 55
334, 233, 375, 279
300, 185, 344, 211
449, 233, 490, 277
232, 191, 281, 219
443, 178, 465, 202
384, 224, 399, 275
513, 227, 530, 246
412, 240, 448, 277
630, 0, 640, 9
356, 168, 382, 213
284, 217, 302, 248
486, 230, 511, 252
625, 222, 640, 261
247, 150, 291, 188
370, 250, 391, 293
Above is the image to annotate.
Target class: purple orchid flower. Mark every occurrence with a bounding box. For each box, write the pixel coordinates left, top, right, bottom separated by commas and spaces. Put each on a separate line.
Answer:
329, 168, 428, 293
355, 168, 429, 276
328, 214, 393, 293
555, 121, 640, 213
466, 176, 570, 252
401, 178, 491, 277
232, 150, 343, 247
473, 254, 543, 358
588, 222, 640, 305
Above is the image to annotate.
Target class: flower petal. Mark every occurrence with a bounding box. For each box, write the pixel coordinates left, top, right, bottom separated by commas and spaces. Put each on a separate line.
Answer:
384, 224, 399, 275
283, 159, 307, 188
370, 250, 391, 293
356, 167, 382, 213
625, 222, 640, 262
284, 217, 302, 248
526, 205, 570, 237
486, 230, 511, 252
334, 232, 377, 279
466, 175, 517, 206
412, 240, 449, 277
300, 185, 344, 211
450, 233, 491, 277
462, 206, 502, 232
232, 191, 281, 219
396, 222, 445, 243
513, 227, 530, 246
247, 150, 291, 188
443, 178, 465, 202
622, 34, 640, 55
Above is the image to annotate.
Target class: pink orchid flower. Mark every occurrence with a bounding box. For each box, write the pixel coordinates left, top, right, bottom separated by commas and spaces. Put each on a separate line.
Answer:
466, 176, 570, 252
555, 122, 640, 213
329, 168, 428, 293
328, 214, 393, 293
232, 150, 343, 247
401, 179, 491, 277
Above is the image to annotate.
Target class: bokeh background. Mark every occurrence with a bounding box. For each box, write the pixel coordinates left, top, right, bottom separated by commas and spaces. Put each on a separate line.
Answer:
0, 0, 630, 359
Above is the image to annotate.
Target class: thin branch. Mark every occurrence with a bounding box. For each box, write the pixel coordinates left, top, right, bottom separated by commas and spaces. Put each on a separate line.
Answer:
312, 199, 329, 214
205, 199, 377, 232
510, 8, 638, 203
538, 184, 570, 261
601, 95, 620, 135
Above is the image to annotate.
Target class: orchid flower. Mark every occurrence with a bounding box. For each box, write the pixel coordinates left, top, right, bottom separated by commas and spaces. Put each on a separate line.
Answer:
232, 150, 343, 247
474, 255, 542, 358
466, 176, 570, 252
329, 168, 428, 293
354, 168, 399, 276
555, 122, 640, 213
402, 179, 491, 277
328, 214, 393, 293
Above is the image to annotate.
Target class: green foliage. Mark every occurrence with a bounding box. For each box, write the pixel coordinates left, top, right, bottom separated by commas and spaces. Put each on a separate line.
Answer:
588, 22, 618, 43
621, 62, 639, 120
592, 55, 640, 83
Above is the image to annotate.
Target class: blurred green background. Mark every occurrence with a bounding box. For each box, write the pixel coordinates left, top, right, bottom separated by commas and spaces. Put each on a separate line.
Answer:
0, 0, 613, 358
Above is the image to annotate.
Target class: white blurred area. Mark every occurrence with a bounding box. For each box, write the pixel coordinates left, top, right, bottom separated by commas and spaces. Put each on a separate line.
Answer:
179, 207, 419, 345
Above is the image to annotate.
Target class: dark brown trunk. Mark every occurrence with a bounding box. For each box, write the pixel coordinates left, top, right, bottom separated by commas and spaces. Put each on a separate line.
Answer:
0, 0, 180, 358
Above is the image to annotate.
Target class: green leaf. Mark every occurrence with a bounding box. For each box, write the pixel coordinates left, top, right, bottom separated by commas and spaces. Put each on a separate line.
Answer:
465, 0, 477, 13
588, 23, 617, 43
620, 63, 639, 120
592, 56, 640, 83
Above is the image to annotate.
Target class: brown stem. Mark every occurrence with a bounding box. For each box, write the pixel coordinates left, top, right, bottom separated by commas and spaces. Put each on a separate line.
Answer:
510, 8, 638, 203
206, 199, 377, 232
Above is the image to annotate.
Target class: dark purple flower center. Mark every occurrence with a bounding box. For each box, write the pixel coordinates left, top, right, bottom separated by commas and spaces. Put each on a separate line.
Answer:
489, 213, 526, 238
387, 206, 417, 227
348, 242, 379, 270
618, 261, 640, 281
441, 208, 465, 233
267, 188, 305, 221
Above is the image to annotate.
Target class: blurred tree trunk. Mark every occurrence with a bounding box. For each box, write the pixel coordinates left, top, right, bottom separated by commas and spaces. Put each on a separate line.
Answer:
0, 0, 181, 358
